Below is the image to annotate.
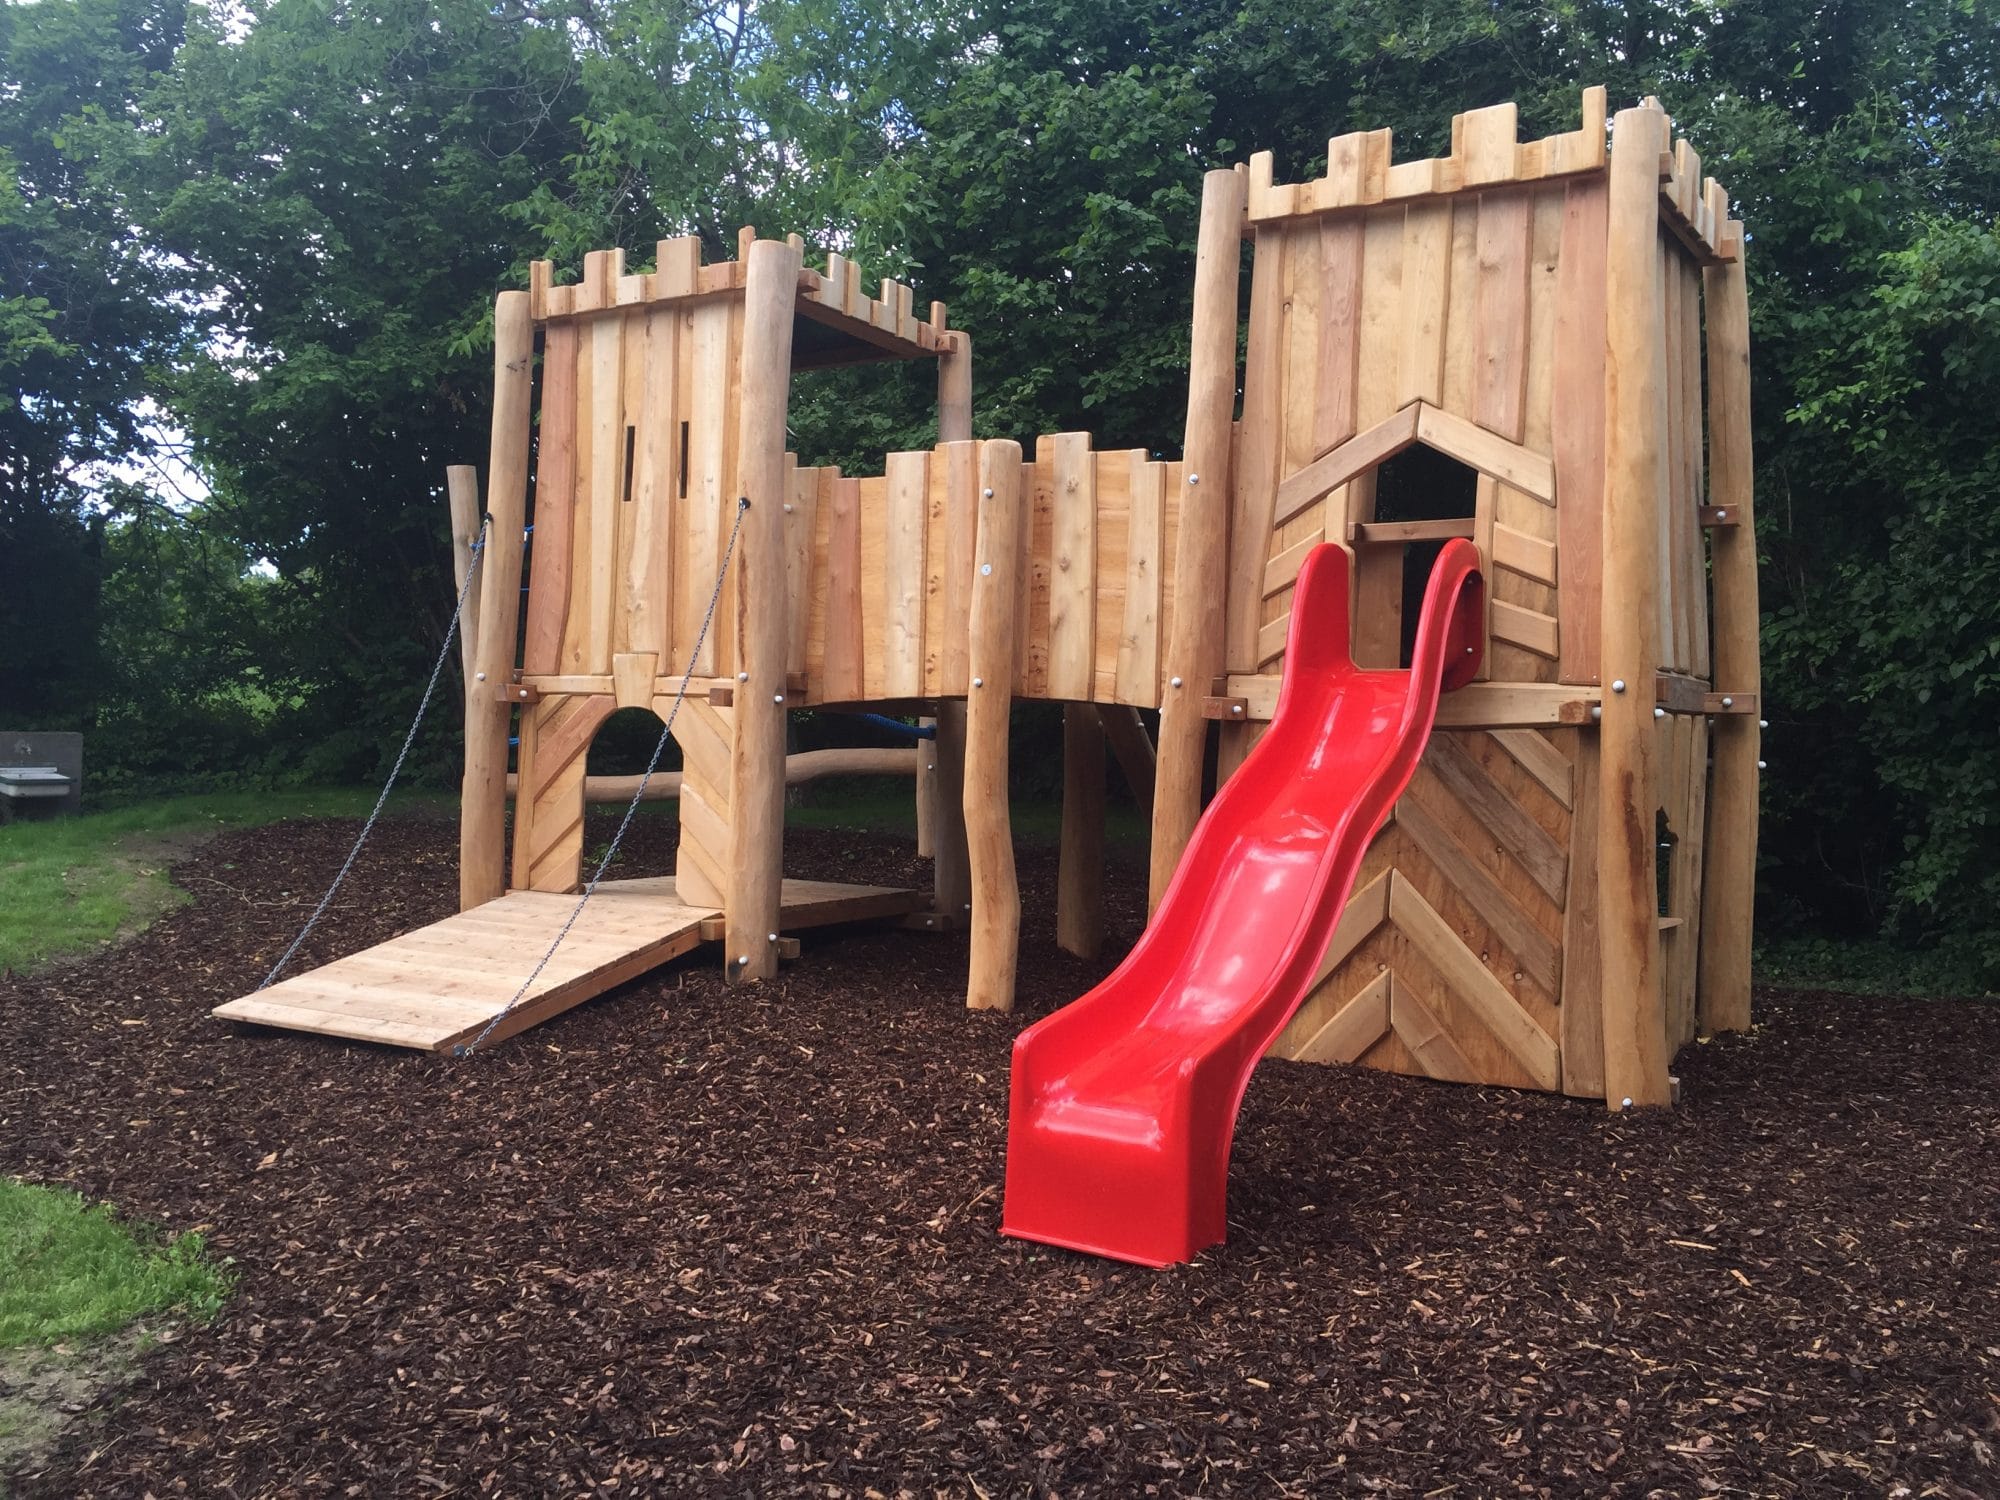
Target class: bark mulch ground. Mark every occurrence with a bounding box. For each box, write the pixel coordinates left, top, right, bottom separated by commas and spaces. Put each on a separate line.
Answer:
3, 810, 1997, 1497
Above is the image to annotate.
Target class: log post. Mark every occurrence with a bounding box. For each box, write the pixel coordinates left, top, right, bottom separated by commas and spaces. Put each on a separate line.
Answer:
726, 238, 803, 983
1098, 703, 1156, 819
1150, 167, 1246, 912
1056, 704, 1107, 959
1697, 225, 1760, 1036
459, 290, 534, 910
930, 330, 975, 920
445, 465, 484, 706
964, 440, 1025, 1010
1597, 106, 1674, 1108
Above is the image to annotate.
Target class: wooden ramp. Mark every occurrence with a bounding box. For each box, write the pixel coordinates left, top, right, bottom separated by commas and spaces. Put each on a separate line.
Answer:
213, 877, 919, 1053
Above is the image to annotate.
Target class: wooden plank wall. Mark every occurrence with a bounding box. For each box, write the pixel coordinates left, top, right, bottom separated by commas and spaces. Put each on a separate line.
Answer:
1249, 95, 1733, 1098
798, 438, 1185, 710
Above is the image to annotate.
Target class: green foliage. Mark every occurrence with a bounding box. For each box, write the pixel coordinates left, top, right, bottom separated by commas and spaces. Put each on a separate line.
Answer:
4, 0, 1999, 980
0, 1180, 230, 1346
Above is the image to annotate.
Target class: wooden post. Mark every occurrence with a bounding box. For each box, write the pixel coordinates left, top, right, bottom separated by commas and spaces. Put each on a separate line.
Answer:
1697, 226, 1760, 1036
930, 330, 974, 921
1597, 107, 1673, 1108
1057, 704, 1107, 959
459, 291, 534, 911
915, 716, 938, 857
1150, 167, 1246, 912
726, 238, 803, 983
445, 464, 483, 707
964, 440, 1025, 1010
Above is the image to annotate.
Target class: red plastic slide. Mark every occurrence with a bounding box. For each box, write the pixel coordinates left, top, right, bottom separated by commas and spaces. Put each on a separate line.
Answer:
1001, 539, 1485, 1266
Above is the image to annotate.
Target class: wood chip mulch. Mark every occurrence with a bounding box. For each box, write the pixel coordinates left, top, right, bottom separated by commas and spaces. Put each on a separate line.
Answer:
3, 811, 1997, 1497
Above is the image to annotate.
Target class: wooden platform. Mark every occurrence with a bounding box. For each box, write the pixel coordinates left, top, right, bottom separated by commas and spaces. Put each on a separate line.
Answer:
212, 878, 919, 1053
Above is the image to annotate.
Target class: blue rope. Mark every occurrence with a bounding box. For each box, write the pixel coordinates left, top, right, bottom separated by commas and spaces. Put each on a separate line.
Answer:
849, 712, 935, 741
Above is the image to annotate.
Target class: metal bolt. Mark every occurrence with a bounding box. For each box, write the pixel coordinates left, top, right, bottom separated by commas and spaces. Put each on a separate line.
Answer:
737, 954, 749, 966
1170, 675, 1183, 688
1591, 706, 1603, 721
475, 671, 486, 681
963, 903, 971, 912
774, 694, 785, 704
1466, 646, 1475, 654
1721, 695, 1734, 708
981, 487, 994, 498
1621, 1097, 1634, 1110
1759, 718, 1769, 729
1188, 473, 1200, 485
1757, 759, 1767, 770
981, 563, 992, 576
1654, 707, 1665, 719
1232, 704, 1243, 715
1717, 509, 1727, 519
972, 676, 984, 688
1611, 679, 1627, 693
767, 932, 778, 943
737, 672, 748, 682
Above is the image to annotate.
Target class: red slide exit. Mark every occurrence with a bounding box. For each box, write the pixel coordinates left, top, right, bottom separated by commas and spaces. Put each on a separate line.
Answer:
1001, 539, 1485, 1266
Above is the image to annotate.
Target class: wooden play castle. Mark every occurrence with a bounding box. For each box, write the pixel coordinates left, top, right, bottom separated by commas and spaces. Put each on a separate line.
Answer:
218, 89, 1760, 1112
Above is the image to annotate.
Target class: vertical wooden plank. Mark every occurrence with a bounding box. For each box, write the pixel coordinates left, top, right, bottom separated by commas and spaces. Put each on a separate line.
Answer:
680, 301, 731, 676
1314, 216, 1365, 453
1474, 187, 1533, 443
937, 439, 979, 695
1280, 222, 1323, 477
656, 235, 700, 299
1092, 450, 1131, 700
782, 459, 817, 680
1223, 223, 1287, 674
1597, 106, 1673, 1109
1555, 176, 1609, 686
1396, 200, 1453, 407
857, 473, 889, 700
883, 449, 930, 697
1153, 169, 1247, 911
1046, 431, 1098, 700
1116, 453, 1166, 705
1057, 704, 1106, 959
1558, 728, 1605, 1098
624, 307, 675, 660
822, 476, 864, 699
1441, 196, 1483, 418
522, 322, 578, 677
582, 257, 625, 673
1660, 246, 1689, 673
964, 441, 1026, 1010
1681, 257, 1710, 677
725, 238, 802, 984
1020, 435, 1056, 697
1697, 226, 1759, 1037
459, 291, 533, 908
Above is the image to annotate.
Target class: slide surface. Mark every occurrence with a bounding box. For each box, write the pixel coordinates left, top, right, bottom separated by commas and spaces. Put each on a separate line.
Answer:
1001, 539, 1485, 1266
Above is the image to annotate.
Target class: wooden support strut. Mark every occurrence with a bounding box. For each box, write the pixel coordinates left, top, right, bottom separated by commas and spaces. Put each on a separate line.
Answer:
1697, 223, 1760, 1037
725, 239, 803, 983
963, 441, 1026, 1010
1057, 704, 1107, 959
459, 292, 534, 910
1596, 106, 1674, 1109
1151, 167, 1247, 913
445, 466, 484, 707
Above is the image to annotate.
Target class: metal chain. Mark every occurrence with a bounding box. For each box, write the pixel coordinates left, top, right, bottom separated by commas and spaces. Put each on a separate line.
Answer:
259, 515, 492, 990
455, 497, 752, 1058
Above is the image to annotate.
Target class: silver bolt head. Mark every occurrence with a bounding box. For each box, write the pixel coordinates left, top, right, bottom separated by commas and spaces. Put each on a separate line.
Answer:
972, 676, 984, 688
737, 954, 749, 965
1611, 679, 1627, 693
1591, 706, 1603, 720
1759, 718, 1769, 729
1170, 675, 1183, 688
774, 694, 785, 704
767, 932, 778, 942
981, 563, 992, 576
1653, 707, 1665, 719
1232, 704, 1243, 715
1621, 1097, 1634, 1110
1187, 473, 1200, 485
1757, 759, 1768, 770
737, 671, 749, 682
475, 671, 487, 681
1721, 695, 1734, 708
782, 502, 793, 512
981, 487, 994, 498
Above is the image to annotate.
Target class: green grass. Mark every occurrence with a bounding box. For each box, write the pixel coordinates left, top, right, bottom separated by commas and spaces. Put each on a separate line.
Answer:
0, 788, 449, 973
0, 1181, 230, 1348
